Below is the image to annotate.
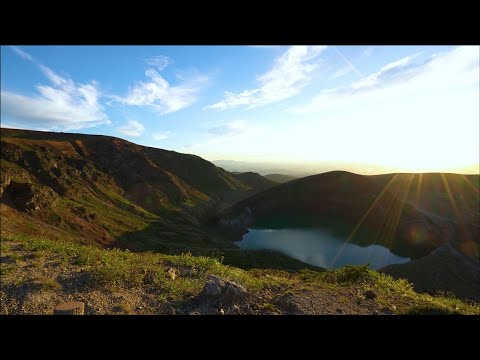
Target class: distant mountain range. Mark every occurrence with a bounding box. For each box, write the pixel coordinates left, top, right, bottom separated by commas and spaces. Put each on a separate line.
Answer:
212, 160, 315, 177
264, 174, 298, 183
212, 159, 416, 177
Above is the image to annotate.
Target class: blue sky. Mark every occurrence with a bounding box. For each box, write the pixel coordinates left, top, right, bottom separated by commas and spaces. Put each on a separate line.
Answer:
1, 45, 479, 173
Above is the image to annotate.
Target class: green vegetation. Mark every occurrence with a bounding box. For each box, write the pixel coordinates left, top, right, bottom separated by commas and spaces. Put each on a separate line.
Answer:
259, 302, 280, 312
115, 303, 134, 314
36, 276, 62, 292
2, 233, 479, 315
299, 266, 478, 315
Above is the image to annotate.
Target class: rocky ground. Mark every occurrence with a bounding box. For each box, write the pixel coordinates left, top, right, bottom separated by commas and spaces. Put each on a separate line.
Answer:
0, 239, 393, 315
2, 235, 478, 315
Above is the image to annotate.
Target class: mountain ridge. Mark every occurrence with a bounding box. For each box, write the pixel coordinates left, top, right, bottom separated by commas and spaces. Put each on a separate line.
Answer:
0, 128, 274, 253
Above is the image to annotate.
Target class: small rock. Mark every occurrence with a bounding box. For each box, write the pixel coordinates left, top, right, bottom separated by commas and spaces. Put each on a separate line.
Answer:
112, 292, 124, 300
335, 308, 343, 314
218, 308, 225, 315
381, 307, 395, 315
364, 290, 377, 300
54, 301, 85, 315
167, 267, 176, 280
189, 311, 201, 315
0, 256, 14, 264
227, 305, 241, 315
164, 305, 176, 315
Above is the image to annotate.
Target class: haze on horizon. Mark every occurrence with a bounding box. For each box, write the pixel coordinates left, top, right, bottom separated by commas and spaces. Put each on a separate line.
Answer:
1, 45, 479, 175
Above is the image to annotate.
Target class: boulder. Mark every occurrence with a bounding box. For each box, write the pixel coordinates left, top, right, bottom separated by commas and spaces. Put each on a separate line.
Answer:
202, 275, 248, 307
53, 302, 85, 315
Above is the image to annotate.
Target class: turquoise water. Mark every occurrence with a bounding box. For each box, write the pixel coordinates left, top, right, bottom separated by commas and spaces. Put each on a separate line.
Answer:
235, 228, 410, 270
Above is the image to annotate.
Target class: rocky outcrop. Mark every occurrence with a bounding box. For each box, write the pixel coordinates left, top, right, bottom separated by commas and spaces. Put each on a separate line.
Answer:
202, 275, 249, 308
1, 181, 59, 213
380, 244, 480, 301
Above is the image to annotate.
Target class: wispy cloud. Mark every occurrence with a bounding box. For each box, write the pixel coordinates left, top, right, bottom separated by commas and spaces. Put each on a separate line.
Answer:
208, 120, 247, 136
117, 120, 145, 137
291, 46, 479, 116
330, 46, 375, 80
1, 59, 110, 131
10, 46, 33, 61
0, 123, 45, 130
331, 46, 364, 79
205, 46, 327, 110
282, 46, 479, 172
358, 46, 375, 61
111, 68, 208, 114
347, 53, 422, 92
38, 64, 71, 87
144, 55, 173, 71
152, 131, 171, 140
293, 53, 424, 115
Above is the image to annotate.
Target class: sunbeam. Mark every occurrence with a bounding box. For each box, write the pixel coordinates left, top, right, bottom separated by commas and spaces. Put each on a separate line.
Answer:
330, 174, 399, 267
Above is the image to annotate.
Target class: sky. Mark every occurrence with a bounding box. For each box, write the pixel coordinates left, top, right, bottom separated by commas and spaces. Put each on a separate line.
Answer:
1, 45, 479, 174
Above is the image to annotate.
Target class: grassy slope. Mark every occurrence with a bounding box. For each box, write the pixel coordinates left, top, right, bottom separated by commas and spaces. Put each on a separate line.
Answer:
0, 129, 268, 254
1, 232, 478, 315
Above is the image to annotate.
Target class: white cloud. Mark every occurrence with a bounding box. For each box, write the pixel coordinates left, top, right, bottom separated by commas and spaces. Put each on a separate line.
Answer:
10, 46, 33, 61
152, 131, 171, 140
348, 53, 422, 92
292, 50, 444, 115
117, 120, 145, 137
111, 68, 208, 114
38, 64, 71, 87
0, 123, 44, 130
331, 65, 355, 79
284, 46, 479, 171
1, 64, 110, 131
205, 46, 327, 110
144, 55, 173, 71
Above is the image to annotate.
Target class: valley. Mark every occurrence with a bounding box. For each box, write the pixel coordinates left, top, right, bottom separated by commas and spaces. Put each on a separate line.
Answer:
1, 129, 479, 314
